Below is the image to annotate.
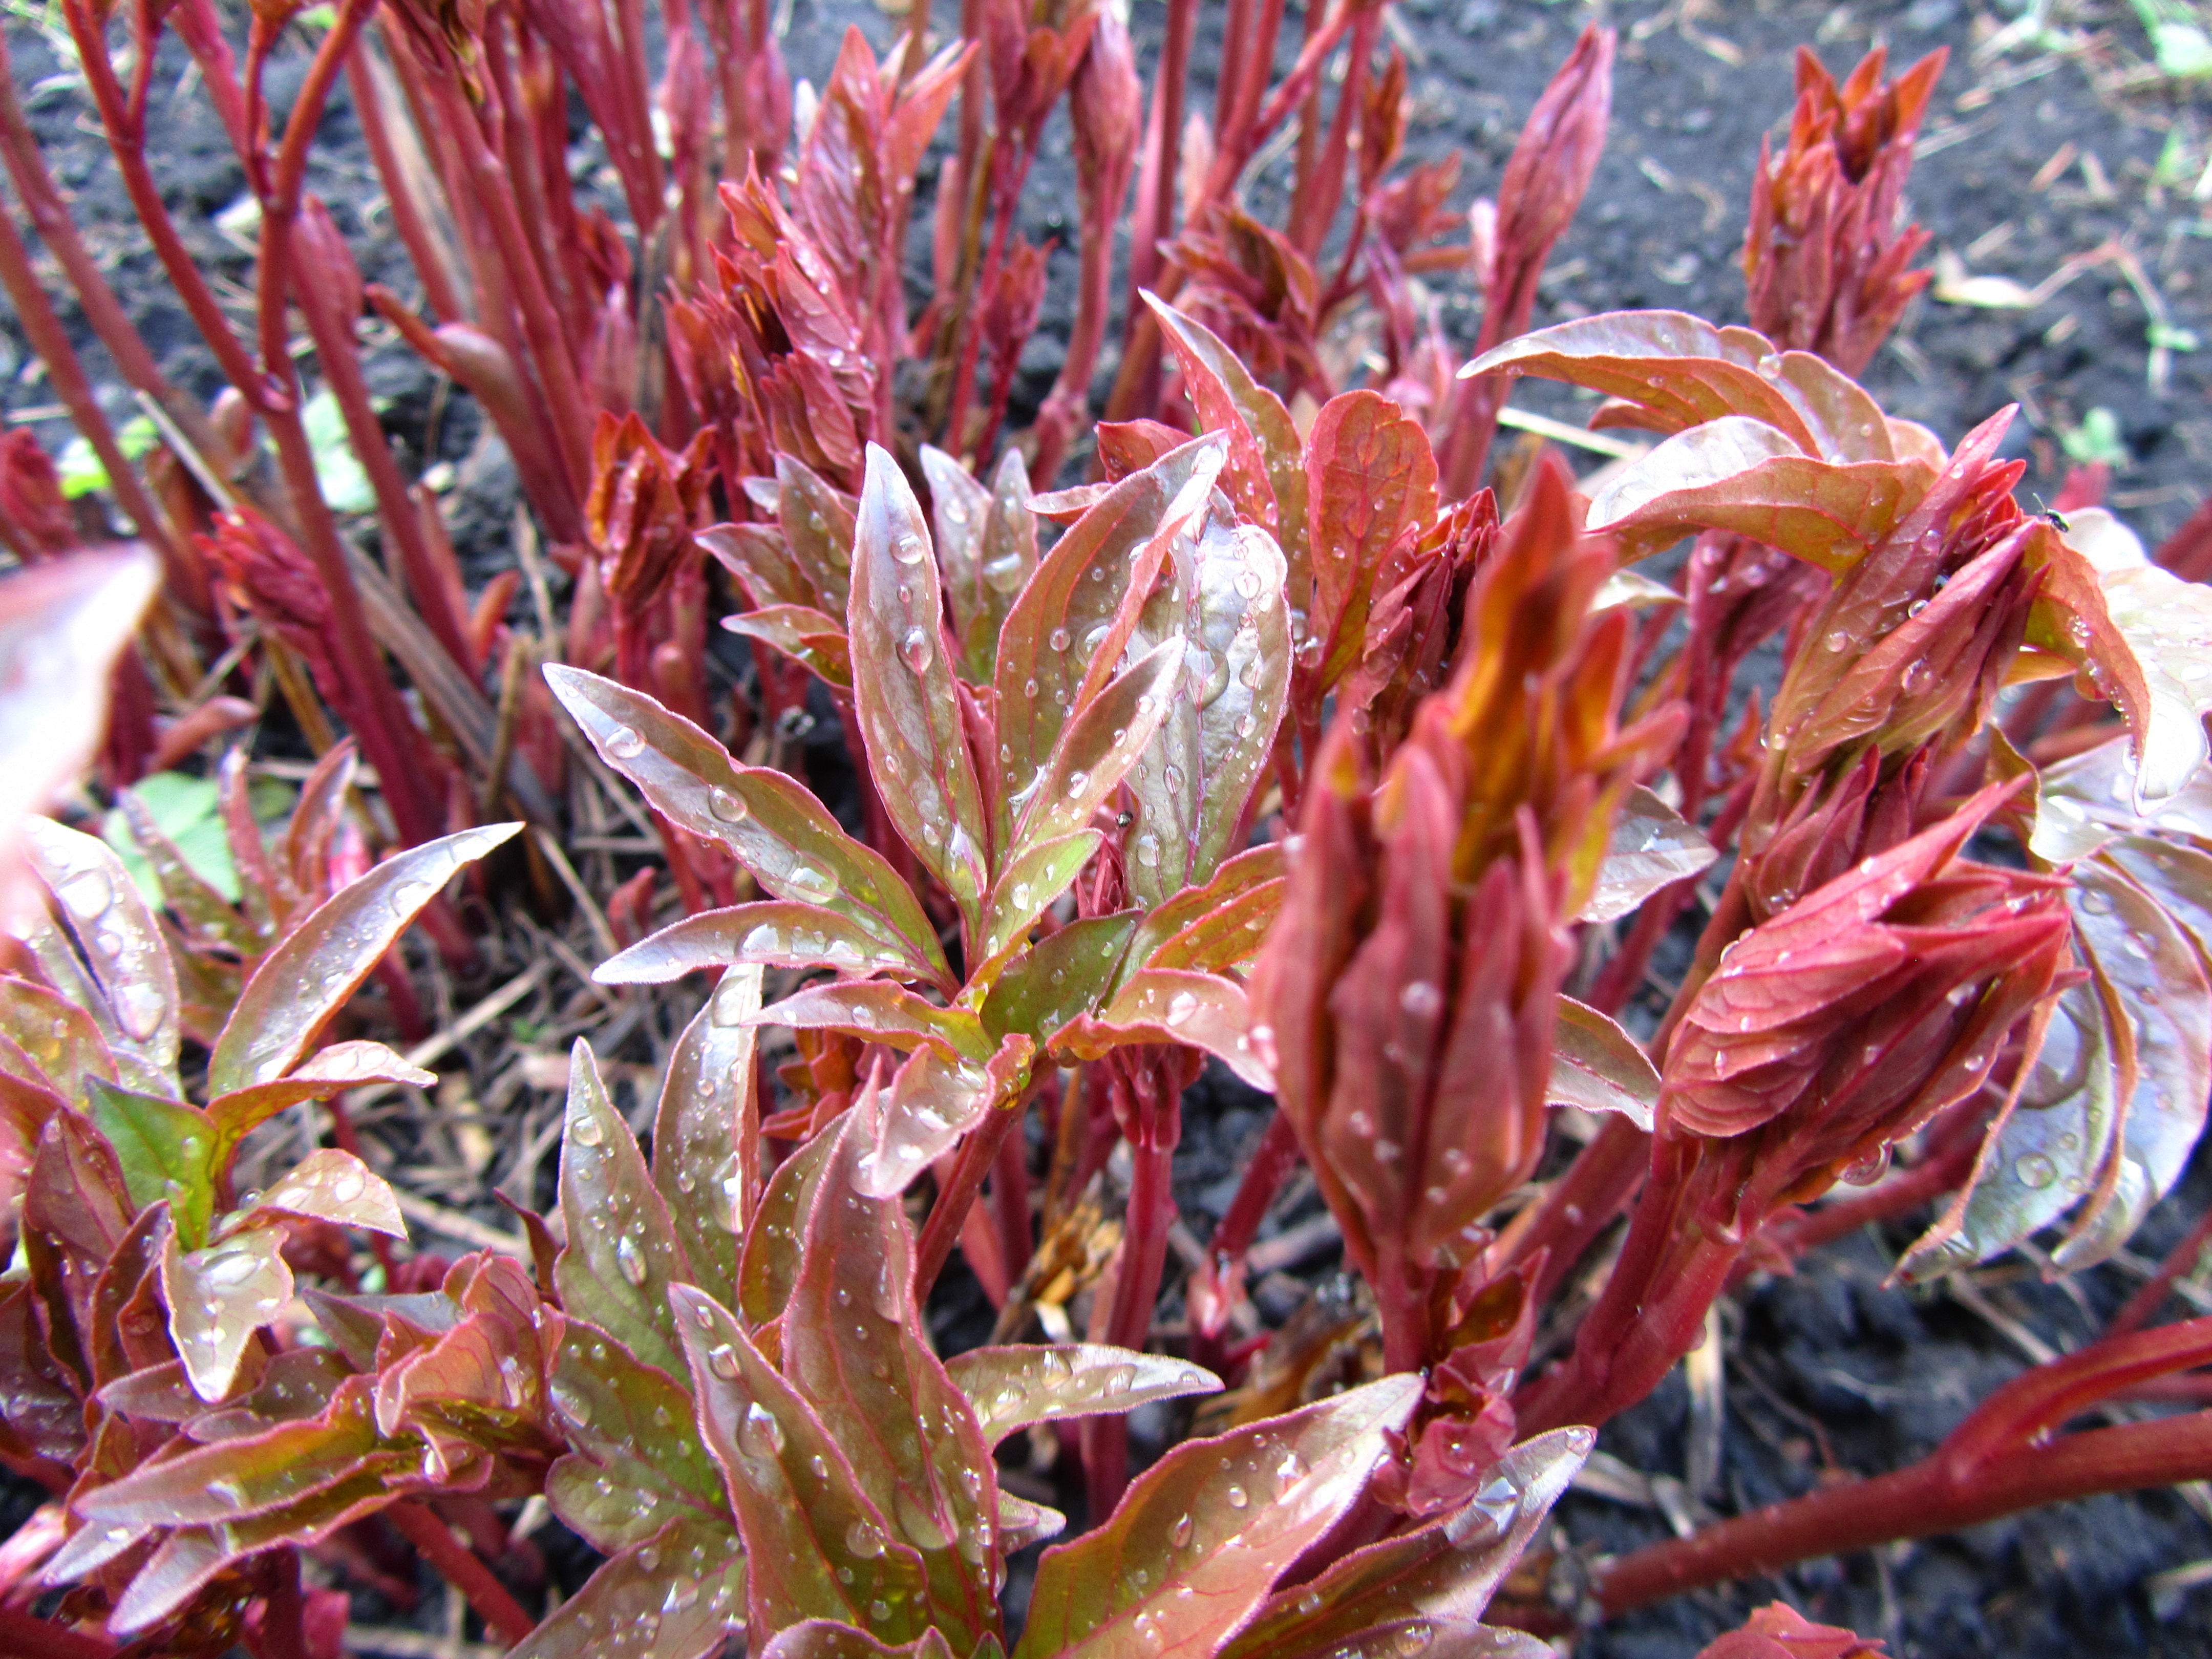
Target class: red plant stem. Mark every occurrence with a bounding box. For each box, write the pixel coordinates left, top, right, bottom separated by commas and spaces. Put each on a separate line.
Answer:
1126, 0, 1196, 317
384, 1501, 536, 1646
918, 1100, 1030, 1295
1288, 1, 1375, 257
1599, 1403, 2212, 1614
262, 1549, 307, 1659
990, 1110, 1034, 1290
1501, 1112, 1649, 1307
343, 48, 467, 326
1210, 1108, 1304, 1267
2107, 1202, 2212, 1339
0, 1611, 117, 1659
0, 202, 188, 587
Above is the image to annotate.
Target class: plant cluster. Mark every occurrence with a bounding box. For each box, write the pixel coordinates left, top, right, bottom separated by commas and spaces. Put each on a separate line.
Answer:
3, 0, 2212, 1654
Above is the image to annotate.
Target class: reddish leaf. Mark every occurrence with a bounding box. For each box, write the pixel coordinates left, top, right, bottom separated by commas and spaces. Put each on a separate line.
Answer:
206, 1041, 437, 1148
2, 977, 118, 1104
944, 1345, 1220, 1446
1011, 636, 1186, 856
249, 1150, 405, 1238
600, 902, 937, 985
1060, 969, 1273, 1091
761, 1624, 959, 1659
507, 1520, 745, 1659
849, 444, 991, 927
1143, 294, 1307, 552
652, 967, 765, 1308
1305, 391, 1439, 679
1547, 1000, 1660, 1132
1126, 845, 1289, 971
922, 445, 1037, 683
755, 983, 990, 1061
206, 824, 521, 1096
161, 1225, 294, 1401
853, 1037, 1034, 1201
556, 1040, 694, 1381
725, 606, 855, 690
1578, 786, 1718, 924
546, 667, 950, 987
1012, 1374, 1422, 1659
736, 1123, 838, 1329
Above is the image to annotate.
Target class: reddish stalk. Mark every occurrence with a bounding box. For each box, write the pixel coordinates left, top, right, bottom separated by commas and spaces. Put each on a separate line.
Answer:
918, 1101, 1031, 1296
384, 1501, 536, 1646
2107, 1202, 2212, 1339
0, 1611, 116, 1659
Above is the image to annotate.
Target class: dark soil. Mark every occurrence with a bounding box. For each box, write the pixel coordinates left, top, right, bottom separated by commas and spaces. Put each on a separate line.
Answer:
6, 0, 2211, 1655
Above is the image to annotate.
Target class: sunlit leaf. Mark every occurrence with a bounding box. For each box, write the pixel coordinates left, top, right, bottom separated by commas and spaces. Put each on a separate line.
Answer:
1305, 390, 1439, 682
545, 667, 950, 986
1012, 1374, 1422, 1659
206, 1041, 436, 1148
1578, 786, 1718, 923
599, 902, 938, 985
849, 444, 990, 929
981, 913, 1139, 1046
653, 968, 764, 1307
2031, 735, 2212, 863
544, 1319, 730, 1555
725, 606, 855, 690
1220, 1427, 1592, 1659
922, 445, 1036, 683
247, 1148, 404, 1237
160, 1226, 294, 1401
2097, 563, 2212, 804
557, 1040, 694, 1380
852, 1039, 1033, 1201
1059, 968, 1274, 1091
205, 824, 521, 1096
1012, 636, 1186, 856
86, 1077, 215, 1246
945, 1345, 1221, 1447
1547, 1000, 1660, 1131
974, 832, 1103, 976
507, 1519, 745, 1659
1, 976, 118, 1101
22, 816, 179, 1085
755, 983, 990, 1059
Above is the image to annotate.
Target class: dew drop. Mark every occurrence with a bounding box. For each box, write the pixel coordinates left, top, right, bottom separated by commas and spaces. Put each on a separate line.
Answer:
572, 1111, 606, 1148
606, 725, 645, 759
900, 628, 935, 672
1225, 1484, 1248, 1509
1171, 1513, 1194, 1548
709, 785, 750, 823
2014, 1152, 2059, 1190
1399, 981, 1442, 1017
739, 1401, 786, 1459
1165, 990, 1200, 1026
615, 1234, 649, 1286
1049, 626, 1073, 652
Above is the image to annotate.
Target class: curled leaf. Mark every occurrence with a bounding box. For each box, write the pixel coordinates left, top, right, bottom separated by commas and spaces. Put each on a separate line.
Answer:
945, 1345, 1221, 1445
1578, 786, 1718, 923
598, 902, 935, 985
1547, 999, 1660, 1131
725, 606, 855, 689
251, 1149, 405, 1237
23, 816, 179, 1084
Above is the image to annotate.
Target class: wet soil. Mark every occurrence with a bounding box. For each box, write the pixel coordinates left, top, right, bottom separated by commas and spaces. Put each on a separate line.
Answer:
5, 0, 2212, 1655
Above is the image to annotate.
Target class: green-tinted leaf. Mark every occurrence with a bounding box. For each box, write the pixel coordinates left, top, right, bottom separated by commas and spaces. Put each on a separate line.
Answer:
762, 1623, 957, 1659
1127, 845, 1289, 972
653, 968, 764, 1308
546, 667, 950, 986
1012, 1374, 1423, 1659
1122, 508, 1293, 906
87, 1077, 215, 1245
206, 824, 521, 1096
705, 521, 814, 610
778, 449, 861, 615
205, 1041, 436, 1148
725, 606, 855, 690
849, 444, 990, 929
974, 832, 1103, 977
737, 1124, 839, 1328
2032, 735, 2212, 863
945, 1345, 1221, 1446
115, 775, 248, 920
1583, 418, 1936, 569
995, 1493, 1066, 1554
23, 816, 179, 1084
544, 1319, 730, 1554
508, 1520, 745, 1659
780, 1111, 1001, 1652
1220, 1427, 1591, 1659
0, 975, 117, 1099
1547, 999, 1660, 1130
992, 439, 1225, 848
556, 1040, 694, 1380
600, 902, 936, 985
1144, 294, 1307, 555
2105, 836, 2212, 973
1460, 311, 1821, 453
2098, 563, 2212, 804
1059, 969, 1273, 1091
161, 1225, 294, 1400
923, 445, 1037, 684
249, 1148, 405, 1237
981, 913, 1139, 1046
1013, 636, 1186, 855
672, 1286, 933, 1643
852, 1038, 1034, 1201
756, 983, 990, 1059
1579, 786, 1718, 924
1140, 883, 1285, 981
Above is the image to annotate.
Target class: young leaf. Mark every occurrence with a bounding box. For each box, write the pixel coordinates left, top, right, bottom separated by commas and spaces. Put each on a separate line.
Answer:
736, 1125, 839, 1329
1305, 391, 1439, 680
2031, 735, 2212, 863
1012, 635, 1186, 855
556, 1040, 694, 1380
161, 1225, 295, 1401
974, 831, 1105, 973
1061, 969, 1274, 1092
1127, 845, 1290, 970
944, 1345, 1221, 1445
86, 1078, 216, 1247
725, 607, 856, 689
1548, 999, 1661, 1131
671, 1286, 934, 1644
206, 1041, 437, 1148
853, 1039, 1034, 1201
249, 1149, 405, 1237
781, 1111, 1002, 1650
755, 983, 991, 1060
205, 824, 522, 1096
992, 438, 1225, 844
1144, 293, 1308, 551
848, 444, 990, 926
1219, 1427, 1592, 1659
545, 667, 950, 984
923, 445, 1037, 683
599, 902, 940, 986
1122, 510, 1293, 907
2098, 562, 2212, 803
23, 816, 179, 1084
981, 913, 1140, 1046
544, 1320, 731, 1554
1578, 786, 1719, 923
653, 967, 765, 1308
1, 976, 117, 1100
507, 1520, 744, 1659
1138, 878, 1287, 977
1012, 1374, 1423, 1659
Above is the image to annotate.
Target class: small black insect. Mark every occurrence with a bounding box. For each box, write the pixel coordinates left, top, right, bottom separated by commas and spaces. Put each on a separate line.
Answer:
2030, 492, 2070, 534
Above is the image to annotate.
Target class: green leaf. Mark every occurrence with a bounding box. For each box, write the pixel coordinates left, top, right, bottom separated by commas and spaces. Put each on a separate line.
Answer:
737, 1123, 839, 1329
556, 1040, 694, 1380
992, 438, 1226, 851
2060, 406, 2129, 467
981, 913, 1139, 1046
544, 1318, 731, 1555
725, 606, 855, 690
87, 1077, 215, 1245
1012, 1374, 1422, 1659
1122, 506, 1293, 907
944, 1345, 1221, 1447
599, 902, 933, 984
780, 1110, 1002, 1653
849, 444, 991, 932
1220, 1427, 1590, 1659
672, 1286, 934, 1644
922, 445, 1036, 683
305, 385, 376, 513
108, 771, 241, 909
1011, 636, 1186, 856
23, 815, 181, 1086
1126, 844, 1289, 972
545, 667, 951, 986
1, 975, 118, 1101
973, 832, 1104, 979
205, 824, 521, 1096
1578, 786, 1718, 923
161, 1224, 295, 1400
507, 1520, 746, 1659
652, 968, 764, 1309
756, 983, 990, 1059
